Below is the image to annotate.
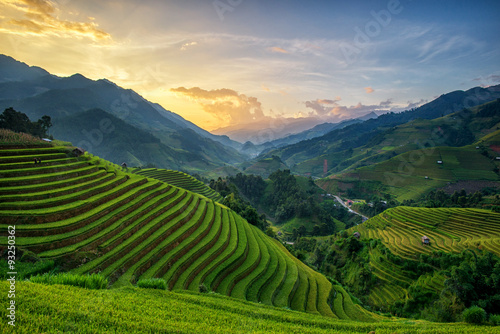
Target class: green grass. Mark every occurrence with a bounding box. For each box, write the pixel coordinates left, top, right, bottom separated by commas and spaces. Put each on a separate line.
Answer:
348, 206, 500, 310
357, 207, 500, 258
134, 168, 222, 202
0, 144, 374, 319
5, 281, 499, 334
318, 144, 500, 202
30, 272, 108, 289
136, 278, 167, 290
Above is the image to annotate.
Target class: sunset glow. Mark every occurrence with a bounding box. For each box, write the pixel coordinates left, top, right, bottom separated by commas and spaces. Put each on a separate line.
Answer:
1, 0, 499, 131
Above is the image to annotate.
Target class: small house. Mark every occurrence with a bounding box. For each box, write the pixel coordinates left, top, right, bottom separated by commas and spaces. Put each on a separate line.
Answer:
353, 232, 361, 239
421, 235, 430, 245
72, 147, 85, 157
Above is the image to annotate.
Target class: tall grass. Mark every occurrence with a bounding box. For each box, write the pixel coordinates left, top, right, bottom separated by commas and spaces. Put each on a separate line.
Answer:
30, 272, 108, 289
0, 259, 55, 280
0, 128, 51, 146
137, 278, 168, 290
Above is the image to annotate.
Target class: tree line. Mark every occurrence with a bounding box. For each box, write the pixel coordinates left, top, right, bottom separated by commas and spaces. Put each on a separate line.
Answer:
0, 107, 52, 138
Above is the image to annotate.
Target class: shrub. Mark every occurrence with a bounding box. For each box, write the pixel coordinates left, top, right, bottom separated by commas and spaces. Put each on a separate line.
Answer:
462, 306, 486, 324
490, 314, 500, 326
199, 284, 209, 293
137, 278, 167, 290
30, 272, 108, 289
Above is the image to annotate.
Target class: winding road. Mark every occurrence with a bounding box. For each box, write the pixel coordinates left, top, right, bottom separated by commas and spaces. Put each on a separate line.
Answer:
333, 195, 369, 222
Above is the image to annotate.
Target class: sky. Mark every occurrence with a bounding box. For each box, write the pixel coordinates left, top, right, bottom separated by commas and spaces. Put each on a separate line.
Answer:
0, 0, 499, 132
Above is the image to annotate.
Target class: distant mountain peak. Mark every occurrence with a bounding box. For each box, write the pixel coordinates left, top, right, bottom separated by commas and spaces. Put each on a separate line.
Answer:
357, 111, 378, 121
0, 54, 50, 83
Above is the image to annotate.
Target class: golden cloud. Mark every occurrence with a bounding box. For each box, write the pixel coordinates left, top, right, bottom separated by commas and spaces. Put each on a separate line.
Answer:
270, 46, 289, 54
171, 86, 268, 127
0, 0, 111, 41
364, 87, 374, 94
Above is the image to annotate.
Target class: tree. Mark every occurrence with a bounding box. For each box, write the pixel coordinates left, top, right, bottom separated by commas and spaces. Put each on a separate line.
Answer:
0, 107, 31, 133
0, 108, 52, 137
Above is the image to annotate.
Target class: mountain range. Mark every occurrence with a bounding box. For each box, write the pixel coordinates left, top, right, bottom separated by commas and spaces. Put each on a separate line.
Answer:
2, 54, 500, 180
259, 84, 500, 177
0, 55, 245, 173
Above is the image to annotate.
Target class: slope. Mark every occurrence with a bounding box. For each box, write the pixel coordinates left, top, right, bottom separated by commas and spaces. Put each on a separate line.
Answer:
132, 168, 222, 202
0, 142, 375, 320
347, 206, 500, 310
352, 206, 500, 259
51, 108, 215, 172
317, 100, 500, 201
3, 281, 496, 334
0, 54, 246, 173
262, 86, 500, 177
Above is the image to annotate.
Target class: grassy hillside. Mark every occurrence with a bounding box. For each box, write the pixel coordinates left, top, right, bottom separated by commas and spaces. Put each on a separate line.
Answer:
51, 108, 240, 174
0, 143, 376, 320
348, 206, 500, 310
132, 168, 222, 202
318, 143, 500, 202
314, 100, 500, 201
303, 99, 500, 176
263, 90, 500, 178
241, 155, 288, 178
3, 281, 498, 334
351, 206, 500, 259
289, 206, 500, 321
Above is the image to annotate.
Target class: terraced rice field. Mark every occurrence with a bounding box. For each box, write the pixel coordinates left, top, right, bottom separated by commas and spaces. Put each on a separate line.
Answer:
0, 145, 377, 320
319, 144, 500, 201
353, 206, 500, 259
133, 168, 222, 202
348, 206, 500, 309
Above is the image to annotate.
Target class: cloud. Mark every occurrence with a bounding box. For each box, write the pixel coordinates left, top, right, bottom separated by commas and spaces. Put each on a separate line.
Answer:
304, 97, 342, 116
0, 0, 111, 41
270, 46, 289, 54
474, 75, 500, 85
170, 86, 268, 127
487, 75, 500, 83
405, 99, 427, 109
304, 97, 410, 119
364, 87, 374, 94
416, 34, 480, 64
379, 99, 392, 107
180, 41, 198, 51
